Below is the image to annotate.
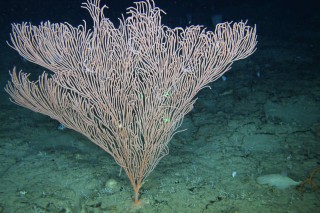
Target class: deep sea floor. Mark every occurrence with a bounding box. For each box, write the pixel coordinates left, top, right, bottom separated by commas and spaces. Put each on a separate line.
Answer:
0, 0, 319, 212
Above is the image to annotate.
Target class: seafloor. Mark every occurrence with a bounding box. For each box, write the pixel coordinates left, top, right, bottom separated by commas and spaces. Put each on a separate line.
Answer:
0, 0, 319, 212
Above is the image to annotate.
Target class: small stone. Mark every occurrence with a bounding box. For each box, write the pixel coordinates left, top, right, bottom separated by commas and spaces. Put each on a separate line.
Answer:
105, 178, 119, 191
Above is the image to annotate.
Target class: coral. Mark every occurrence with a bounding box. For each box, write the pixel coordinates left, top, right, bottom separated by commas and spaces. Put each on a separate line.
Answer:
297, 167, 320, 194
